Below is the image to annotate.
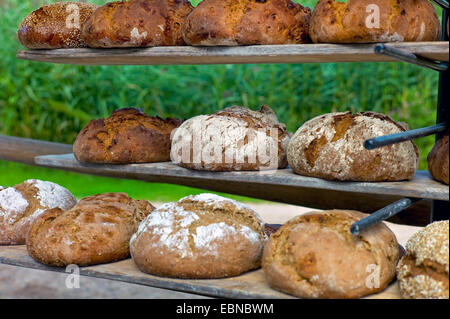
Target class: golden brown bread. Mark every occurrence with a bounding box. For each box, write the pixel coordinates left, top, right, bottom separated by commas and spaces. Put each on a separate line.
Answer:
309, 0, 440, 43
428, 134, 449, 185
182, 0, 311, 46
18, 1, 98, 49
81, 0, 193, 48
73, 108, 183, 164
262, 210, 400, 299
27, 193, 154, 267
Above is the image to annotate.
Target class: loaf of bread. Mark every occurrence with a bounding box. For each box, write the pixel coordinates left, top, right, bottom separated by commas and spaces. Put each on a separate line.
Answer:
287, 111, 419, 181
262, 210, 400, 299
27, 193, 154, 267
0, 179, 76, 245
73, 108, 183, 164
18, 1, 98, 49
171, 105, 290, 171
130, 193, 267, 278
428, 134, 449, 185
81, 0, 193, 48
310, 0, 440, 43
182, 0, 311, 46
397, 221, 449, 299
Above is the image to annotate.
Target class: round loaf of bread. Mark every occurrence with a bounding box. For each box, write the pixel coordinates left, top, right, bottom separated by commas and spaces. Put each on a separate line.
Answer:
81, 0, 193, 48
309, 0, 440, 43
0, 179, 76, 245
27, 193, 154, 267
73, 108, 183, 164
171, 105, 290, 171
397, 221, 449, 299
428, 135, 449, 185
262, 210, 400, 299
182, 0, 311, 46
287, 111, 419, 181
18, 1, 98, 49
130, 193, 267, 278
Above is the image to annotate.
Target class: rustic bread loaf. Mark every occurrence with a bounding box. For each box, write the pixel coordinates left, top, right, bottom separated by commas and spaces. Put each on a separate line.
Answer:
309, 0, 440, 43
18, 1, 98, 49
287, 111, 419, 181
182, 0, 311, 46
171, 105, 290, 171
81, 0, 193, 48
0, 179, 76, 245
130, 193, 267, 278
397, 221, 449, 299
27, 193, 154, 267
428, 134, 449, 185
262, 210, 399, 299
73, 108, 183, 164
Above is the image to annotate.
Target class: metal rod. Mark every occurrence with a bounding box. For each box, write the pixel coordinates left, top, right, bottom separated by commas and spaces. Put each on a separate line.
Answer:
351, 198, 421, 235
364, 123, 448, 150
431, 0, 449, 9
374, 44, 449, 72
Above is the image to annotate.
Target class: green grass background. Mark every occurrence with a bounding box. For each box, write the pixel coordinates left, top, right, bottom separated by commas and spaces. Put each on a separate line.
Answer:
0, 0, 443, 201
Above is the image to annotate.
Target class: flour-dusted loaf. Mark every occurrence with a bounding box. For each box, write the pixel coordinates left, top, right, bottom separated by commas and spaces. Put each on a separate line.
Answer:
428, 135, 449, 185
171, 105, 290, 171
287, 111, 419, 181
73, 108, 183, 164
262, 210, 400, 299
182, 0, 311, 46
81, 0, 193, 48
0, 179, 76, 245
397, 221, 449, 299
309, 0, 440, 43
130, 193, 267, 278
18, 1, 98, 49
27, 193, 154, 267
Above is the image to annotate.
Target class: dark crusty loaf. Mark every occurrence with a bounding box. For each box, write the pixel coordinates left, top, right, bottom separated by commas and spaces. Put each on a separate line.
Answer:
287, 111, 419, 181
182, 0, 311, 46
309, 0, 440, 43
81, 0, 193, 48
428, 134, 449, 185
18, 1, 98, 49
262, 210, 400, 299
73, 108, 183, 164
27, 193, 154, 267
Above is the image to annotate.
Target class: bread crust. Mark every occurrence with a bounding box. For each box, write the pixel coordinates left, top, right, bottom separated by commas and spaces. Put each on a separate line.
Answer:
18, 2, 98, 49
73, 108, 182, 164
262, 210, 399, 299
309, 0, 440, 43
287, 111, 419, 181
182, 0, 311, 46
81, 0, 193, 48
428, 134, 449, 185
27, 193, 154, 267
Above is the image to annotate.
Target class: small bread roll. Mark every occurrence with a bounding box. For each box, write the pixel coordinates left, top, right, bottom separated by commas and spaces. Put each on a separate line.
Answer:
428, 135, 449, 185
262, 210, 400, 299
287, 111, 419, 181
130, 193, 267, 278
397, 221, 449, 299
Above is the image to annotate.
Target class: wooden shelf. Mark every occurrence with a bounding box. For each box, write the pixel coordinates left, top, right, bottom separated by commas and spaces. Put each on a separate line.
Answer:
17, 42, 449, 66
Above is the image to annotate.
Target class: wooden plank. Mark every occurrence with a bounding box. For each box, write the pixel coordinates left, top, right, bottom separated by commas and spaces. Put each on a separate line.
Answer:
16, 42, 449, 66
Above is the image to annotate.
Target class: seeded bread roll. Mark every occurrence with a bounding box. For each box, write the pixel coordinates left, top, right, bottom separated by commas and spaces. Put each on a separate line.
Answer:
18, 2, 98, 49
309, 0, 440, 43
182, 0, 311, 46
0, 179, 76, 245
262, 210, 400, 299
428, 134, 449, 185
397, 221, 449, 299
27, 193, 154, 267
81, 0, 193, 48
287, 111, 419, 181
171, 105, 290, 171
73, 108, 183, 164
130, 193, 267, 279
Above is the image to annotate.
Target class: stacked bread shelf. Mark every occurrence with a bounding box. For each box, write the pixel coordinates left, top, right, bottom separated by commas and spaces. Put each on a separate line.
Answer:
0, 1, 449, 299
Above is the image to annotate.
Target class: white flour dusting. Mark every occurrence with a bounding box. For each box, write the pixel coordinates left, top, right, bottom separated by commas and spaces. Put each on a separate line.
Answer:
0, 187, 29, 223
